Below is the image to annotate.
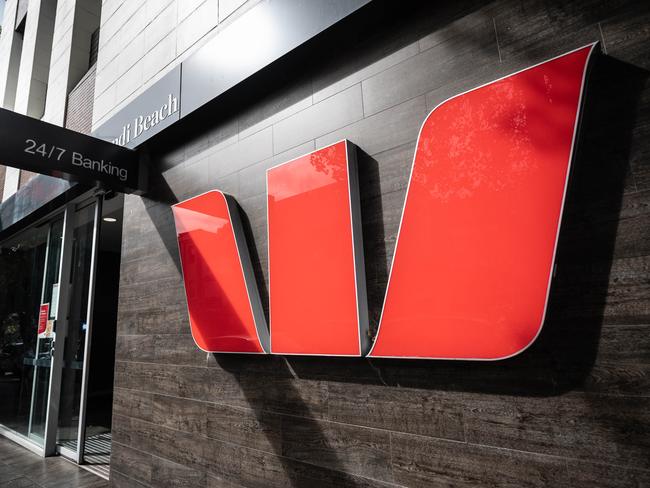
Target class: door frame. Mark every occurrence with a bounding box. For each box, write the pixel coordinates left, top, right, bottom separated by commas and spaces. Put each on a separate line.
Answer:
0, 188, 103, 460
43, 202, 75, 456
55, 196, 102, 463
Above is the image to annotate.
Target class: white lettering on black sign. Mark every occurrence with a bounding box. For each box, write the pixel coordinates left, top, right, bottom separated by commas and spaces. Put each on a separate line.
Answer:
113, 93, 178, 146
24, 138, 128, 182
24, 139, 66, 161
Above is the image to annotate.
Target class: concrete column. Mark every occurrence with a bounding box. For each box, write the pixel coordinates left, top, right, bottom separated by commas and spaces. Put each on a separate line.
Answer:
0, 0, 22, 110
43, 0, 100, 126
1, 0, 58, 200
14, 0, 58, 119
0, 0, 20, 201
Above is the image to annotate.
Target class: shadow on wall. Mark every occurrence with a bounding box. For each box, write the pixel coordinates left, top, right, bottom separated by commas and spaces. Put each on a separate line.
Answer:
132, 1, 648, 485
191, 53, 647, 396
143, 53, 645, 486
168, 203, 363, 485
206, 51, 647, 390
213, 52, 645, 486
275, 53, 647, 397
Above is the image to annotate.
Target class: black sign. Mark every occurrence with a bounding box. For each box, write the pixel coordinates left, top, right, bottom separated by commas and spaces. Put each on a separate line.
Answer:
92, 66, 181, 148
0, 108, 146, 194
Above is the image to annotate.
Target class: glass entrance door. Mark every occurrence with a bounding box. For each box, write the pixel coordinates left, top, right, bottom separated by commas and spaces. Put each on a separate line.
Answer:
0, 196, 100, 459
0, 216, 63, 448
56, 201, 98, 460
27, 217, 64, 445
0, 192, 119, 467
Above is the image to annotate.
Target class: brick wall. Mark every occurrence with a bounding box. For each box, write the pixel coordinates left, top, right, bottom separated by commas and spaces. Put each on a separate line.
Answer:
65, 63, 96, 135
110, 1, 650, 487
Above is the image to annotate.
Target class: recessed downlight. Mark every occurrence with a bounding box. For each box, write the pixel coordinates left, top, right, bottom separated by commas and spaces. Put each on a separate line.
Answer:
103, 217, 117, 223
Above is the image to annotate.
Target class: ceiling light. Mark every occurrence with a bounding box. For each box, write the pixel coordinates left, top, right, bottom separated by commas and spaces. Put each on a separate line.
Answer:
103, 217, 117, 223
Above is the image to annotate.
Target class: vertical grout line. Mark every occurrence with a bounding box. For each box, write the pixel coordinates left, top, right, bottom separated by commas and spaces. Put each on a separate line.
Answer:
598, 22, 608, 54
461, 411, 468, 443
178, 61, 183, 120
359, 81, 366, 118
493, 17, 503, 63
388, 430, 394, 483
324, 379, 331, 422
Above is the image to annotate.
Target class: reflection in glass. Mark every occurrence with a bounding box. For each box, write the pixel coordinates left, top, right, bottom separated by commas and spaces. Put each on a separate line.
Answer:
28, 218, 63, 443
0, 217, 63, 446
57, 203, 96, 453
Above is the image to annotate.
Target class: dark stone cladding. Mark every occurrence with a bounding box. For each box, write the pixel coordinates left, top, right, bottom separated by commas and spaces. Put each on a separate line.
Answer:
112, 1, 650, 487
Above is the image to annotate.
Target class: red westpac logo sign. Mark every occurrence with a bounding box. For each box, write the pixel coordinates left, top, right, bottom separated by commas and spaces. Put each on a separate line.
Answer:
172, 44, 596, 360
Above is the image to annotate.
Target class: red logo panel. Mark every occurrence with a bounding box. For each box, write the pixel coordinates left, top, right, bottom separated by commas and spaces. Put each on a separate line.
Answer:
369, 44, 596, 359
267, 140, 369, 355
174, 45, 596, 359
172, 191, 269, 353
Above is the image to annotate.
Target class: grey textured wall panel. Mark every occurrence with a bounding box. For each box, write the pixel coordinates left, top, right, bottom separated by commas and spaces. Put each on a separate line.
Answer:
112, 1, 650, 486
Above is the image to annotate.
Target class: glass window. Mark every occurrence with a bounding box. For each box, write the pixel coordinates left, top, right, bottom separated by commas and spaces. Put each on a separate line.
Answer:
0, 221, 54, 442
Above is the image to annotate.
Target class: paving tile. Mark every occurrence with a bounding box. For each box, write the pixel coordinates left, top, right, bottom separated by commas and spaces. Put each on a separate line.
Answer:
0, 437, 108, 488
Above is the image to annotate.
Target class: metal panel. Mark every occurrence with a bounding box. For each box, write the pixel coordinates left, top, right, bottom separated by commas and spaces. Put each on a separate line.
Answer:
181, 0, 371, 117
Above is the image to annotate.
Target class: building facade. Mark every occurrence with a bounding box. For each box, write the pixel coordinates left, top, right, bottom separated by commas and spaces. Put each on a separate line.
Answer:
0, 0, 648, 486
